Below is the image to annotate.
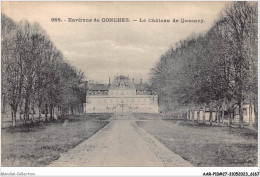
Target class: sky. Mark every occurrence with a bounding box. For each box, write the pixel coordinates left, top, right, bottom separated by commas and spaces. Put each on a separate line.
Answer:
2, 1, 229, 83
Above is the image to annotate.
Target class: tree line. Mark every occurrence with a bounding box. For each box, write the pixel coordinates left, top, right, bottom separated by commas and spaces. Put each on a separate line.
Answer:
1, 14, 87, 126
149, 2, 258, 127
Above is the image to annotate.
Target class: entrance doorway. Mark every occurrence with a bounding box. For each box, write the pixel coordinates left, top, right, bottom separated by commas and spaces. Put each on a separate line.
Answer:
114, 103, 131, 118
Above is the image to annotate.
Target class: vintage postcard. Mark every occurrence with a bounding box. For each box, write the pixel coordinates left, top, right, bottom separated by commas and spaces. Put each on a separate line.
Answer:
1, 1, 259, 176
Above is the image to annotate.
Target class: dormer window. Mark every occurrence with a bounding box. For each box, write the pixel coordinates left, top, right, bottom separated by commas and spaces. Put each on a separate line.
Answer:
119, 82, 125, 88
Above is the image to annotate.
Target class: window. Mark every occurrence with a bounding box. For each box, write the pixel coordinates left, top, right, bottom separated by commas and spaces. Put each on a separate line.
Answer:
243, 108, 247, 115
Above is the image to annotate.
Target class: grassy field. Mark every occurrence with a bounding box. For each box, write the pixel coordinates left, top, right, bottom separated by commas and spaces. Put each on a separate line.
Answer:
132, 113, 163, 120
1, 113, 111, 167
135, 114, 258, 167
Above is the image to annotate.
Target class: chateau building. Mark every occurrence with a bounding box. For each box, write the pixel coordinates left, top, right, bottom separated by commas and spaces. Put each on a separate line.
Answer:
85, 75, 158, 114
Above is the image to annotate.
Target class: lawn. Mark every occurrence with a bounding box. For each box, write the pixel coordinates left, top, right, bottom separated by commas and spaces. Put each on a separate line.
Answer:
1, 113, 111, 167
135, 114, 258, 167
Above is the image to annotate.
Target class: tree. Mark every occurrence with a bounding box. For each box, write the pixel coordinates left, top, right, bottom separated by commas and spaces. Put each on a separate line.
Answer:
149, 2, 257, 128
1, 14, 88, 126
2, 14, 23, 126
221, 2, 258, 127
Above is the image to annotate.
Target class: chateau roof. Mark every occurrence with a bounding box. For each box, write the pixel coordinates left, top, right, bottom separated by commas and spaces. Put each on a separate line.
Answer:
116, 75, 129, 80
89, 84, 109, 91
135, 83, 152, 91
109, 75, 136, 90
88, 76, 153, 91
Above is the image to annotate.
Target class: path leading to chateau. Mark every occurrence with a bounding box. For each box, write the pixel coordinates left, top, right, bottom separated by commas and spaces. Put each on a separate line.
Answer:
49, 115, 192, 167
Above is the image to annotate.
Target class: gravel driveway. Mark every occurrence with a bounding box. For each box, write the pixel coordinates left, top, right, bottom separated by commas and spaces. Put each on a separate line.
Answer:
49, 115, 192, 167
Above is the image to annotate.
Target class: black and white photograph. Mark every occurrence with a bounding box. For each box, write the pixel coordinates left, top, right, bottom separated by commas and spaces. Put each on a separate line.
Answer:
1, 1, 259, 176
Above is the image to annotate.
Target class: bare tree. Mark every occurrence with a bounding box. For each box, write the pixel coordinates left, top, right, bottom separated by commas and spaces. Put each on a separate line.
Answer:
149, 2, 257, 128
1, 14, 88, 126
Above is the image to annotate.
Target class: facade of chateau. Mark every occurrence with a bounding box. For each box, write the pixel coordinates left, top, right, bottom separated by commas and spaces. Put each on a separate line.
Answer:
85, 75, 158, 114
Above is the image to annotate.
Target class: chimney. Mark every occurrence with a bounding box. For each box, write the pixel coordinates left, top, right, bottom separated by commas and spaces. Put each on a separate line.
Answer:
132, 78, 134, 83
109, 78, 111, 85
140, 79, 142, 84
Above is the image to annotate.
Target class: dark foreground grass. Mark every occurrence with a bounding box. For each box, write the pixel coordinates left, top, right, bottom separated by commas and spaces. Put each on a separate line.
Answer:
1, 113, 111, 167
135, 115, 258, 167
